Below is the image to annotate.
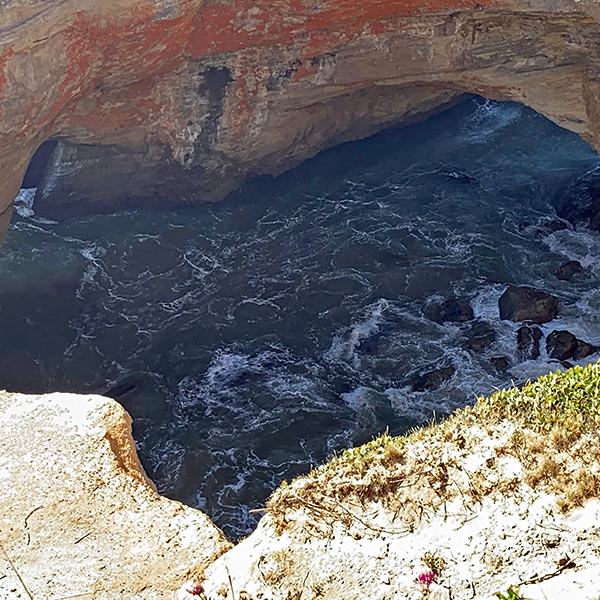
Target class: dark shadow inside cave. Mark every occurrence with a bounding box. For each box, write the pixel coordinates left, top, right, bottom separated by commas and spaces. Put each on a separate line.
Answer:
4, 96, 600, 539
21, 140, 58, 190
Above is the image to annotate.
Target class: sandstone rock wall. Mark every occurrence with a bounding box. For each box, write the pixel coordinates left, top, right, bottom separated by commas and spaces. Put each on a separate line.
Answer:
1, 0, 600, 228
0, 391, 231, 599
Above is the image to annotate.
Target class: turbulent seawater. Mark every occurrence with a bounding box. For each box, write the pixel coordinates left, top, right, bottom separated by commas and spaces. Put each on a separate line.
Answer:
3, 97, 600, 539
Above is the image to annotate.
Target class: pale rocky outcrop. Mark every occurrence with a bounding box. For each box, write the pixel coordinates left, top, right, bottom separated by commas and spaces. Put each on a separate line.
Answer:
194, 421, 600, 600
2, 0, 600, 231
0, 392, 231, 599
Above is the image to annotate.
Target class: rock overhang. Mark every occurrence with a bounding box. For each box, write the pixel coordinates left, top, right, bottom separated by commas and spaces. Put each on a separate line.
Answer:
1, 0, 600, 233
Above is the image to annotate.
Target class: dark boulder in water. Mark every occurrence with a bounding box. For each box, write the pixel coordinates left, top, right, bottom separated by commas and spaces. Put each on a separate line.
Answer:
105, 377, 147, 419
543, 220, 570, 233
573, 340, 599, 360
546, 330, 578, 360
411, 366, 455, 392
546, 330, 599, 361
554, 260, 583, 281
490, 356, 510, 373
517, 325, 543, 360
463, 320, 496, 353
498, 286, 559, 324
426, 297, 474, 324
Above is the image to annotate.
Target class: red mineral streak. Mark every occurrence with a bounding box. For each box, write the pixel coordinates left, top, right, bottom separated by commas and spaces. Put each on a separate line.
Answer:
0, 0, 597, 240
45, 4, 196, 135
190, 0, 498, 57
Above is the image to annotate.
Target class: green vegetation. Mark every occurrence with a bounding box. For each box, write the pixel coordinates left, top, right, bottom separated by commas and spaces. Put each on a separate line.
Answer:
496, 585, 528, 600
477, 362, 600, 433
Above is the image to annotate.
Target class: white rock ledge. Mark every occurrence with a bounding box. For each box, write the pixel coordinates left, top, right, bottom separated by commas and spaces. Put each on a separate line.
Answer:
0, 392, 231, 600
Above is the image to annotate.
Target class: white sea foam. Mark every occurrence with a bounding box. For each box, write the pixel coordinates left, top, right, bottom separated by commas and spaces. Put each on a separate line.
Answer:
325, 298, 389, 366
341, 386, 374, 412
14, 188, 36, 217
458, 99, 522, 145
544, 228, 600, 273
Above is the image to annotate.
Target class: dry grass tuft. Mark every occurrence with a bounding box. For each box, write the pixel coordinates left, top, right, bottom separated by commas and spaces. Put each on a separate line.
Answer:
266, 362, 600, 536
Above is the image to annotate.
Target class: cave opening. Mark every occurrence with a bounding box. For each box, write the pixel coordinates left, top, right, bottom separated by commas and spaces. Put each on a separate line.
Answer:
3, 95, 600, 539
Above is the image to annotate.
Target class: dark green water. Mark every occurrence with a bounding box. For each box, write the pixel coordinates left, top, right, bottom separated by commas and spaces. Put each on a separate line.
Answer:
2, 97, 600, 538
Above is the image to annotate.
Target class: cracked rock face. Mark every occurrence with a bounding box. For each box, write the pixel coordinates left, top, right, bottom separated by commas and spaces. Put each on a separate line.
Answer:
0, 392, 231, 599
2, 0, 600, 232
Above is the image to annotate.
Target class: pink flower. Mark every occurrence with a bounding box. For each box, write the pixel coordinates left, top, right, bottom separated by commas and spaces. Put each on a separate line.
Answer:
416, 569, 436, 587
184, 582, 204, 596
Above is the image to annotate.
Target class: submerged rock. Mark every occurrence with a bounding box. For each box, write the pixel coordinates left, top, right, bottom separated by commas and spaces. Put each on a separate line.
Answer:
0, 392, 230, 599
557, 166, 600, 231
426, 298, 474, 324
411, 366, 455, 392
439, 168, 479, 184
517, 325, 543, 360
463, 320, 496, 353
490, 356, 510, 372
543, 219, 570, 233
498, 286, 559, 324
554, 260, 584, 281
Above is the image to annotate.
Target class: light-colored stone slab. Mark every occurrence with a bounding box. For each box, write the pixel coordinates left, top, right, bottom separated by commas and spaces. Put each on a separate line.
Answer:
0, 392, 231, 600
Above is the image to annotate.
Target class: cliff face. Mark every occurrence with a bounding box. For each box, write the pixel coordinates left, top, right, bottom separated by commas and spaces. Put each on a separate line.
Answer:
2, 0, 600, 229
0, 391, 231, 599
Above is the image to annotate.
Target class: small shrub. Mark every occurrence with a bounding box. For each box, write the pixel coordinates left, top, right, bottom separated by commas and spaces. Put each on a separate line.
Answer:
496, 585, 528, 600
421, 550, 446, 577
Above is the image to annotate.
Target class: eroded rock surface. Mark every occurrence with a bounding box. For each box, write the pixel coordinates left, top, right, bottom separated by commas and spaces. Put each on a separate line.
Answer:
0, 392, 231, 599
2, 0, 600, 230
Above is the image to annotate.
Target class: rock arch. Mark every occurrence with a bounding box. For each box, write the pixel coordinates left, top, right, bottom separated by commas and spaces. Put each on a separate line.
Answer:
2, 0, 600, 236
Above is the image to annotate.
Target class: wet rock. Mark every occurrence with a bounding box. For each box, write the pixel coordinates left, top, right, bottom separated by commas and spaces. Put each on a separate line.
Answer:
412, 366, 455, 392
546, 330, 599, 361
463, 320, 496, 352
546, 330, 579, 360
517, 326, 543, 360
498, 286, 559, 324
426, 297, 474, 324
490, 356, 510, 372
543, 220, 570, 233
573, 340, 599, 359
554, 260, 583, 281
